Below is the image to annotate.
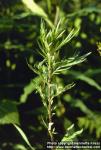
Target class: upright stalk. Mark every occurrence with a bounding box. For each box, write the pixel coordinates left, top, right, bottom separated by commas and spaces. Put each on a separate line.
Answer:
47, 53, 54, 143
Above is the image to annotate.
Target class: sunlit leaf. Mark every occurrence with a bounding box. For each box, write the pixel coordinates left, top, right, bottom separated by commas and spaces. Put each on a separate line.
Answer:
20, 80, 34, 103
0, 100, 19, 125
13, 144, 27, 150
21, 0, 53, 27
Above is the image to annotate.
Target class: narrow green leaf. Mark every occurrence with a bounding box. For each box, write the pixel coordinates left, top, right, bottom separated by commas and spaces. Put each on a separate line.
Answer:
78, 75, 101, 91
67, 124, 74, 131
52, 83, 75, 99
27, 62, 39, 75
74, 100, 92, 115
55, 28, 79, 51
53, 52, 91, 74
13, 124, 35, 150
68, 70, 101, 91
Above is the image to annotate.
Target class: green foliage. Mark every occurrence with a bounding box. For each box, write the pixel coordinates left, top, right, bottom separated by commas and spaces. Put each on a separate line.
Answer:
66, 70, 101, 91
14, 124, 35, 150
78, 113, 101, 138
0, 0, 101, 149
21, 0, 53, 27
28, 20, 89, 107
22, 0, 47, 18
64, 96, 101, 139
61, 124, 83, 142
97, 42, 101, 56
13, 144, 28, 150
27, 19, 90, 144
0, 100, 19, 125
66, 6, 101, 18
20, 80, 35, 103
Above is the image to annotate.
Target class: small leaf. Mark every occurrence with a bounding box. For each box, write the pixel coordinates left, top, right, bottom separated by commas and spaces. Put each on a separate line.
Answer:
52, 83, 75, 99
67, 124, 74, 131
41, 115, 48, 129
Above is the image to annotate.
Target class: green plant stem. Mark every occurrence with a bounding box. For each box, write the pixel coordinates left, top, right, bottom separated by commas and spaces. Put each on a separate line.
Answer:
47, 54, 54, 145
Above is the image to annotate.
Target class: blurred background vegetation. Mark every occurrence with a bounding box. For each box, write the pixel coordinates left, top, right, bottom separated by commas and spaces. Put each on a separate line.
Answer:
0, 0, 101, 149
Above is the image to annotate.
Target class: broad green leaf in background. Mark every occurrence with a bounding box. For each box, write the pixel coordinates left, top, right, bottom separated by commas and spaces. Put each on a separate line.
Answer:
21, 0, 53, 28
20, 80, 34, 103
0, 100, 19, 125
14, 124, 35, 150
20, 77, 42, 103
